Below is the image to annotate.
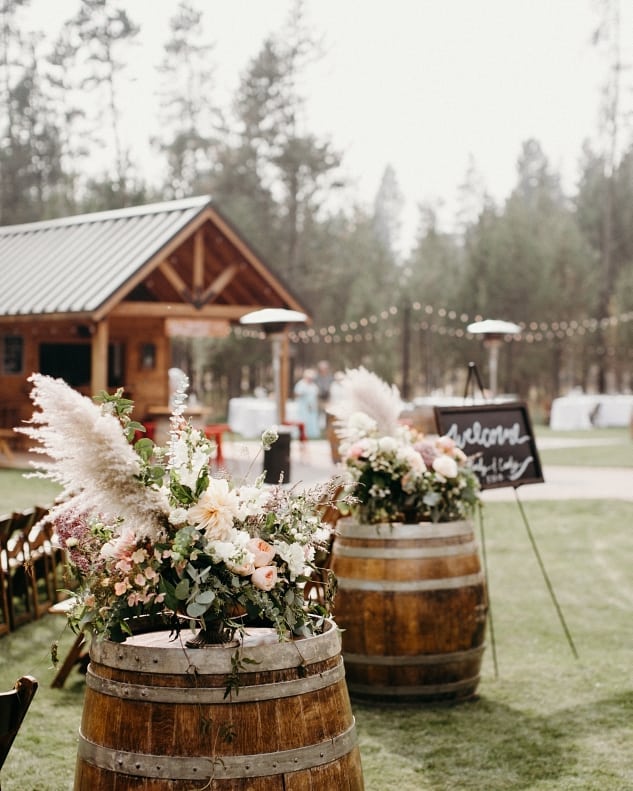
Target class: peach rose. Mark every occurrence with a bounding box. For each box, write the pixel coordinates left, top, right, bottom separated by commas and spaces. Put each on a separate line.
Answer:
251, 565, 278, 591
246, 538, 276, 567
227, 560, 255, 576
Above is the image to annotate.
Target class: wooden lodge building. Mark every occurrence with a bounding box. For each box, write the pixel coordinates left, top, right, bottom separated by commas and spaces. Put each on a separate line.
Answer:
0, 196, 308, 447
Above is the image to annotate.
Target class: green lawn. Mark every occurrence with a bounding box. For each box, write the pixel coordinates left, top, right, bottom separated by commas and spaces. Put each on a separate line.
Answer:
535, 426, 632, 468
1, 499, 632, 790
0, 468, 61, 514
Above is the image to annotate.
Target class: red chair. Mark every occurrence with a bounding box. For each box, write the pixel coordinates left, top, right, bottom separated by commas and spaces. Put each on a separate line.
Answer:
203, 424, 231, 465
133, 420, 156, 444
282, 420, 307, 442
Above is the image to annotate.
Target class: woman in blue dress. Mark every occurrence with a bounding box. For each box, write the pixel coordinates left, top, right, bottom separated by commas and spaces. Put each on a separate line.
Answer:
294, 369, 320, 438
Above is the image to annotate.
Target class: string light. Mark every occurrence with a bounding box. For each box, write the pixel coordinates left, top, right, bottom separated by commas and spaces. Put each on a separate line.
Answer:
238, 300, 633, 348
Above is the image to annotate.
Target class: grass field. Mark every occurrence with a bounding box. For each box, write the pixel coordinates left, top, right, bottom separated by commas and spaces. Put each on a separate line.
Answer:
0, 498, 631, 790
535, 427, 632, 468
0, 428, 631, 789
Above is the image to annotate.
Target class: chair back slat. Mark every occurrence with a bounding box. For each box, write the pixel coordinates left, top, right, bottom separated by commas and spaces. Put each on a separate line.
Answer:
26, 507, 56, 615
0, 516, 12, 637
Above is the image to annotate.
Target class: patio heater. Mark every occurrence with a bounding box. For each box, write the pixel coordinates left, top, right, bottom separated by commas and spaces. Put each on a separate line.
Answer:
239, 308, 307, 483
239, 308, 307, 424
467, 319, 521, 398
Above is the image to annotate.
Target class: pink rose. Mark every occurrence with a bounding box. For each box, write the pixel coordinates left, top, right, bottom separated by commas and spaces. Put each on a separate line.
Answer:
246, 538, 276, 567
345, 443, 365, 460
436, 435, 456, 454
414, 440, 437, 467
251, 565, 278, 591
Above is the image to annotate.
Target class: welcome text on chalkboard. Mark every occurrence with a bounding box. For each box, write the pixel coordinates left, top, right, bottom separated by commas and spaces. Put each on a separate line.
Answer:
434, 402, 544, 490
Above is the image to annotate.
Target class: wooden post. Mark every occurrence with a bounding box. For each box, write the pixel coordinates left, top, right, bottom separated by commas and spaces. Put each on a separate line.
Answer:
279, 330, 290, 425
193, 229, 205, 301
91, 320, 109, 395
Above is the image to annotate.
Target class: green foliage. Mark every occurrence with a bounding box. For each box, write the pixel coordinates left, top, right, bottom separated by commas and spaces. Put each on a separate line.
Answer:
93, 387, 145, 442
1, 4, 633, 398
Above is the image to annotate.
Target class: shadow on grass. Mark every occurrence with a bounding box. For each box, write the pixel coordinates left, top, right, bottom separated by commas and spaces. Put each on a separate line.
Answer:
355, 689, 633, 790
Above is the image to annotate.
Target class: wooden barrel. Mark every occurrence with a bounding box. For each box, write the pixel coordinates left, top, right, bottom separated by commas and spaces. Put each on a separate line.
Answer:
74, 620, 364, 790
330, 519, 487, 704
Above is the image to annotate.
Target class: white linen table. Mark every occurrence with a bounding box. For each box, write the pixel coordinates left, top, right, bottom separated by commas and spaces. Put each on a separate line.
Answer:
549, 394, 633, 430
228, 397, 300, 438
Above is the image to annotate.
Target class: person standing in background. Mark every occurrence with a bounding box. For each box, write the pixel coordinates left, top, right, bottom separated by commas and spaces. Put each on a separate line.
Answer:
294, 369, 320, 438
315, 360, 333, 432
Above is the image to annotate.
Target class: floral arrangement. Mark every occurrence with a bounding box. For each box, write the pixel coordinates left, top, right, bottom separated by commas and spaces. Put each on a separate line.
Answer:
20, 374, 344, 644
329, 368, 481, 524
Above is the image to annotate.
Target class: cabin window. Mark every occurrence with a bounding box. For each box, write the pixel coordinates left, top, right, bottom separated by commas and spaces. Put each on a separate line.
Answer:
2, 335, 24, 374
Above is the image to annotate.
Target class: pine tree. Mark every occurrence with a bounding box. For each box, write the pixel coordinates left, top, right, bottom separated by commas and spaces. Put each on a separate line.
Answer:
155, 0, 219, 198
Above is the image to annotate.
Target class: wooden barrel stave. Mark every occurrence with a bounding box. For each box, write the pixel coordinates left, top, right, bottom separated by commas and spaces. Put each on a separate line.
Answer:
331, 519, 487, 704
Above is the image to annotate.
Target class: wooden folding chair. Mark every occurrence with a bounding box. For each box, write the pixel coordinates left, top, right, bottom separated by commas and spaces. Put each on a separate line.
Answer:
26, 507, 59, 615
13, 509, 45, 619
0, 675, 38, 788
34, 506, 68, 598
0, 517, 11, 638
0, 514, 33, 630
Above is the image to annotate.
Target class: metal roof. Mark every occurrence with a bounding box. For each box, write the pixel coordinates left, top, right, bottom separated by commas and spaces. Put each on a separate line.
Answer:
0, 196, 212, 317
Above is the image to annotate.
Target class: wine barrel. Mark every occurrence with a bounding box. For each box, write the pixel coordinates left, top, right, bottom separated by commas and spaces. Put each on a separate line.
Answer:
74, 620, 364, 790
330, 519, 487, 704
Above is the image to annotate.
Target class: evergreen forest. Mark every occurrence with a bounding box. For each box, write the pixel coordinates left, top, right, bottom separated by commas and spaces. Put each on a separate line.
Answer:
2, 0, 632, 417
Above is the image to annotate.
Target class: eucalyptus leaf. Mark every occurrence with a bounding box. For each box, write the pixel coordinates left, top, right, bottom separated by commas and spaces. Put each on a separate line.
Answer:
186, 601, 210, 617
194, 590, 216, 605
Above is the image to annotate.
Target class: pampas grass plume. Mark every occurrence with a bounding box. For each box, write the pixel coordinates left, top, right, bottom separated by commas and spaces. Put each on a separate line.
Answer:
329, 366, 403, 437
19, 374, 166, 538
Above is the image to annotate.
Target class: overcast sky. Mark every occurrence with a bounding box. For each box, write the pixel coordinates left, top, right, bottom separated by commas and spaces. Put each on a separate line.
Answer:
26, 0, 632, 250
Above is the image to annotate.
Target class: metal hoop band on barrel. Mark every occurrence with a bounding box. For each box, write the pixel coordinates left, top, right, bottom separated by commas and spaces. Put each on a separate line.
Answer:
335, 520, 473, 540
85, 658, 345, 704
346, 677, 479, 698
90, 620, 341, 674
76, 721, 358, 780
332, 540, 479, 559
335, 571, 485, 592
343, 644, 485, 666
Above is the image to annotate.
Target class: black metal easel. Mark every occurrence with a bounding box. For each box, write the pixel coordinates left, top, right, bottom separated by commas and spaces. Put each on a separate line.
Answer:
463, 362, 499, 677
463, 361, 487, 401
462, 362, 578, 677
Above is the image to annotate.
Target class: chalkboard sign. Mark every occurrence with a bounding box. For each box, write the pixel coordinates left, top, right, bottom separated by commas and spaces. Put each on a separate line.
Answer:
434, 402, 544, 490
